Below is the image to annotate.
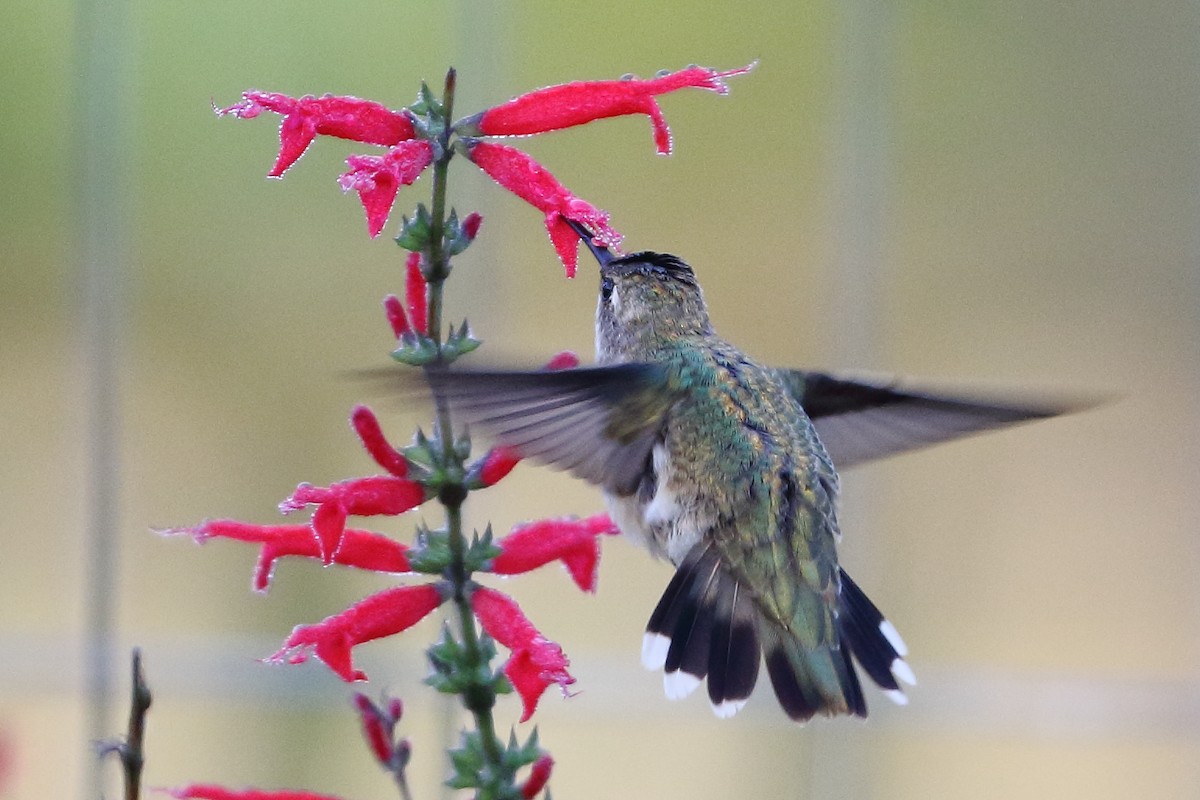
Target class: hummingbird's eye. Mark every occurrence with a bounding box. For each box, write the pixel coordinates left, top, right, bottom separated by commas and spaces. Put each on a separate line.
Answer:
600, 277, 614, 301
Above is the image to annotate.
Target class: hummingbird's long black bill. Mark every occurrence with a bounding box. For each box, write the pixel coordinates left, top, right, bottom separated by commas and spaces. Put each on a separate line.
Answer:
562, 217, 616, 267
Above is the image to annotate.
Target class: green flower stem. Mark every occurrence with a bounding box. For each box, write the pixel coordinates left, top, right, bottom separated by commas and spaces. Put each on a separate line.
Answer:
422, 66, 506, 776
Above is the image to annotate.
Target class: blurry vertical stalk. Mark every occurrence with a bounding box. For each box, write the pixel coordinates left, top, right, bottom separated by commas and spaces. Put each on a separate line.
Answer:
436, 4, 511, 798
811, 2, 896, 799
74, 0, 131, 795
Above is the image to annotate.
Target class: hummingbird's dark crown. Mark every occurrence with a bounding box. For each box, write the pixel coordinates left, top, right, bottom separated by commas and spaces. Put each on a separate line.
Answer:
607, 251, 698, 287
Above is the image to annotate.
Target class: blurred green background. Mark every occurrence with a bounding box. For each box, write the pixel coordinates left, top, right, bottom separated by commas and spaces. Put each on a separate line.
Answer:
2, 1, 1198, 798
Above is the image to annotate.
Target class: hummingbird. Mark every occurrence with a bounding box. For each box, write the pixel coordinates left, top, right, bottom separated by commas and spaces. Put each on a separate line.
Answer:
426, 223, 1071, 721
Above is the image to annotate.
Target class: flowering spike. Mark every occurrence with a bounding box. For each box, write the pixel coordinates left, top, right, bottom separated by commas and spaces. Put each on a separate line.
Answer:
350, 405, 409, 477
404, 252, 429, 334
270, 583, 446, 681
163, 786, 347, 800
465, 141, 621, 276
490, 514, 619, 593
216, 91, 417, 177
338, 140, 435, 237
466, 63, 755, 156
471, 587, 574, 721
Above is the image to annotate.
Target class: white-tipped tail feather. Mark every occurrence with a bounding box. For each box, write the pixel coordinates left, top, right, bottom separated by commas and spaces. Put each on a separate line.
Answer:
664, 670, 702, 700
711, 698, 748, 718
880, 619, 909, 658
641, 632, 671, 670
891, 657, 917, 687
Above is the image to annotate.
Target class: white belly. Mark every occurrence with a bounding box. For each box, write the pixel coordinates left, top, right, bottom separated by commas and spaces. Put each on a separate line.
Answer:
602, 443, 707, 565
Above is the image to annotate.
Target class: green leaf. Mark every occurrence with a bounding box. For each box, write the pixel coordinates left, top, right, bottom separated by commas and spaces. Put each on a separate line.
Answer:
395, 204, 433, 250
408, 526, 452, 574
391, 334, 440, 366
441, 319, 482, 361
464, 525, 502, 573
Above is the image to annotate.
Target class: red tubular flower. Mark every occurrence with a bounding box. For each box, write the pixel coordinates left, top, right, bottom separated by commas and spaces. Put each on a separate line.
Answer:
403, 251, 429, 334
465, 141, 621, 277
473, 446, 521, 488
271, 583, 446, 681
490, 514, 619, 593
280, 475, 427, 562
161, 520, 410, 592
338, 140, 435, 237
520, 755, 555, 800
350, 405, 409, 477
164, 786, 346, 800
470, 587, 574, 722
469, 63, 755, 155
352, 693, 396, 767
460, 211, 483, 241
217, 91, 417, 177
383, 294, 410, 339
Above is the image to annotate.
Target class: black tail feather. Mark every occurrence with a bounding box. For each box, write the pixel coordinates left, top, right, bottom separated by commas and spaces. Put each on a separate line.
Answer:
643, 549, 913, 720
644, 544, 762, 714
838, 568, 915, 700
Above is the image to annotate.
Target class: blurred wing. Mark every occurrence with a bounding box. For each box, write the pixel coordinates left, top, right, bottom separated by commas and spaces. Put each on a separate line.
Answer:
426, 364, 677, 494
777, 369, 1081, 469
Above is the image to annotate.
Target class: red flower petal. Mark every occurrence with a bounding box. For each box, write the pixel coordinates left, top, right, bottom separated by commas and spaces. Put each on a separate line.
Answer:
461, 211, 483, 241
466, 142, 621, 277
543, 350, 580, 371
351, 405, 408, 477
270, 583, 446, 681
470, 64, 754, 155
475, 446, 521, 488
471, 587, 574, 722
490, 515, 618, 593
383, 294, 411, 339
160, 520, 411, 592
217, 91, 417, 177
338, 140, 434, 237
280, 476, 427, 562
164, 785, 346, 800
521, 755, 554, 800
352, 693, 395, 767
404, 252, 428, 335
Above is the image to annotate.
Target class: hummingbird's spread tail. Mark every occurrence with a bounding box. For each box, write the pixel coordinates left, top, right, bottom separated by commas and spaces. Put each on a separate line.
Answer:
642, 543, 915, 721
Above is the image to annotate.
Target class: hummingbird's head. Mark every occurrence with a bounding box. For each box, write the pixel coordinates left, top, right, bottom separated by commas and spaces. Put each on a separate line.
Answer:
560, 219, 712, 359
594, 251, 713, 359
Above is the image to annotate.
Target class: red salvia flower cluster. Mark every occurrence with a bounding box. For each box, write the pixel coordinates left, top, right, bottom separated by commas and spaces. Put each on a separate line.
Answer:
217, 64, 751, 273
179, 63, 749, 800
165, 391, 616, 698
